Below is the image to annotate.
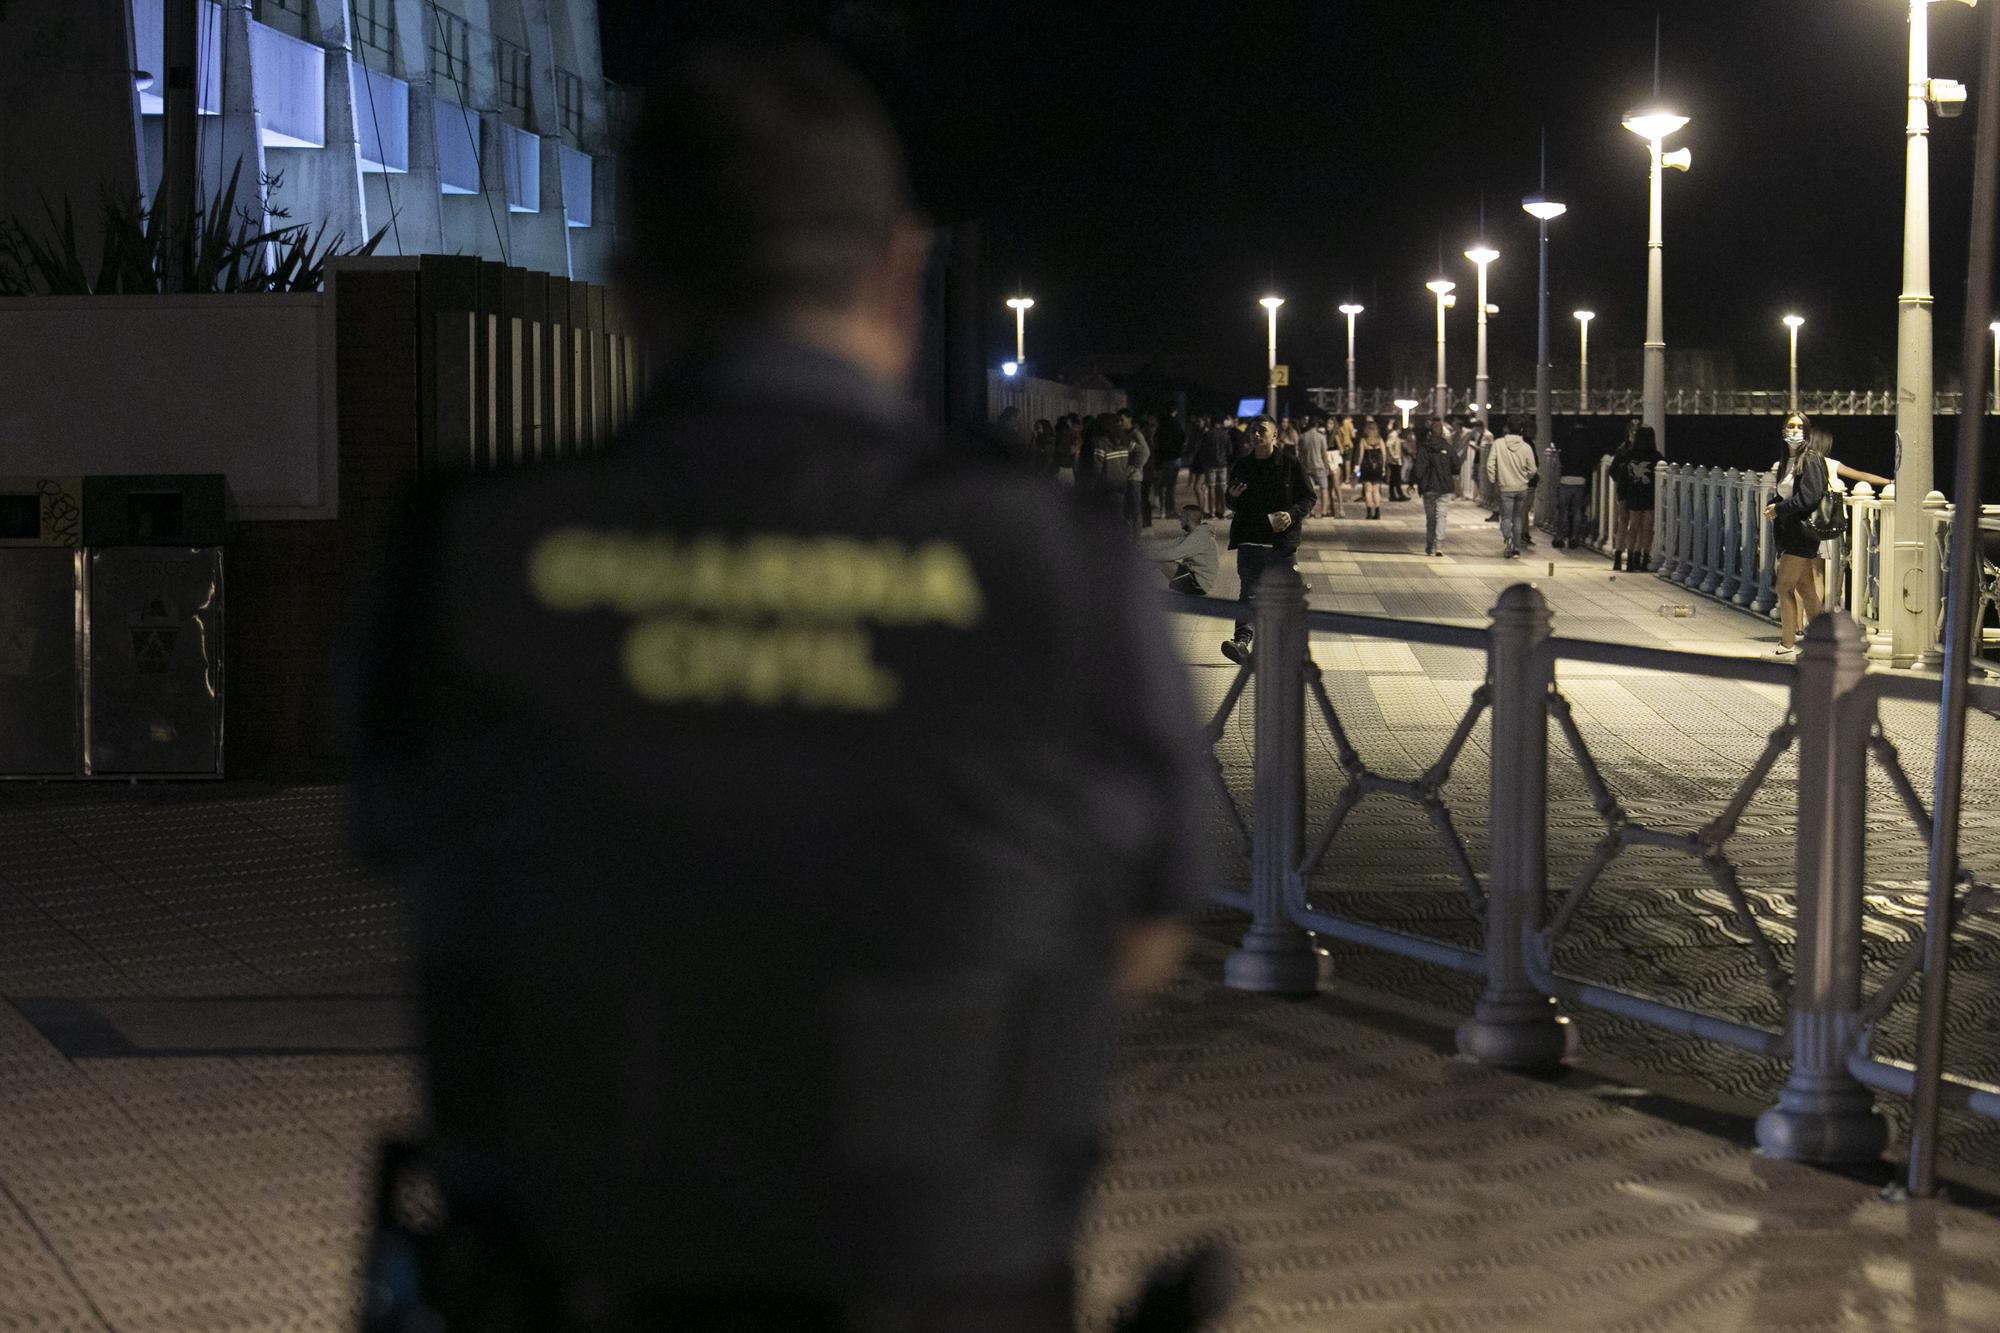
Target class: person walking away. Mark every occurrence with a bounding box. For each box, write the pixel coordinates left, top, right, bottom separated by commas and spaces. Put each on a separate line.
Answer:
1413, 418, 1463, 557
1554, 425, 1599, 549
1454, 416, 1482, 502
1386, 424, 1409, 501
1143, 505, 1222, 594
1607, 418, 1638, 561
1153, 407, 1187, 521
1030, 418, 1056, 476
1767, 420, 1833, 655
1298, 414, 1333, 518
1512, 421, 1539, 548
1207, 416, 1236, 518
1611, 423, 1660, 572
350, 38, 1217, 1333
1220, 418, 1314, 663
1355, 419, 1388, 519
1486, 422, 1538, 558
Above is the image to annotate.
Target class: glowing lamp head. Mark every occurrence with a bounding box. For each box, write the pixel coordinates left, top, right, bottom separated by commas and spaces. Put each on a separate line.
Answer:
1990, 321, 2000, 335
1426, 279, 1455, 295
1393, 398, 1419, 412
1005, 296, 1034, 311
1521, 197, 1568, 222
1783, 315, 1805, 330
1573, 310, 1595, 324
1464, 246, 1500, 267
1622, 106, 1690, 141
1001, 360, 1019, 377
1339, 303, 1365, 316
1260, 295, 1285, 311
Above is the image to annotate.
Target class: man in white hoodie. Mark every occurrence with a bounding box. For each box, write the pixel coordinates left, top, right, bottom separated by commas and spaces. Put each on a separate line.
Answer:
1485, 423, 1539, 559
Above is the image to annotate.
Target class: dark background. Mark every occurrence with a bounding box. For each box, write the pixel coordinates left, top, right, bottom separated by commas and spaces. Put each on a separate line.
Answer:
597, 0, 1998, 477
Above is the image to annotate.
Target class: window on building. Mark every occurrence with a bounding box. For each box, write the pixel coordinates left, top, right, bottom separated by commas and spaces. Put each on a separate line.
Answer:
428, 8, 471, 91
497, 39, 531, 115
352, 0, 396, 70
556, 68, 585, 143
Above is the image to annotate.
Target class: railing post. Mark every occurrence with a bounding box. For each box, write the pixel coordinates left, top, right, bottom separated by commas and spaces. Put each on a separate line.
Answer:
1223, 562, 1323, 994
1458, 584, 1567, 1069
1867, 484, 1898, 660
1756, 612, 1886, 1162
1654, 463, 1677, 576
1920, 490, 1950, 670
1718, 469, 1744, 602
1701, 468, 1727, 596
1755, 469, 1780, 618
1734, 474, 1760, 608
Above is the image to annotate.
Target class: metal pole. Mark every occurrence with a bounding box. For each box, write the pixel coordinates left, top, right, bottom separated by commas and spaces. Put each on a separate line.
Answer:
1894, 0, 1937, 667
1906, 0, 2000, 1199
1345, 311, 1358, 415
1266, 304, 1279, 421
1790, 324, 1801, 412
1644, 138, 1668, 454
1458, 584, 1566, 1069
1015, 305, 1026, 364
1580, 318, 1591, 408
161, 0, 200, 292
1434, 293, 1449, 421
1223, 562, 1322, 994
1536, 222, 1552, 452
1990, 325, 1997, 414
1475, 265, 1491, 431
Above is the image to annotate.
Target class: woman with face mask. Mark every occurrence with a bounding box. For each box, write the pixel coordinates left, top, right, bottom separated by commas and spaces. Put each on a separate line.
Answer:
1766, 415, 1832, 656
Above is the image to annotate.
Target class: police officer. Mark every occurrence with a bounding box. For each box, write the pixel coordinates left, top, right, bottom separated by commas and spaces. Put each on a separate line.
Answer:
351, 38, 1211, 1333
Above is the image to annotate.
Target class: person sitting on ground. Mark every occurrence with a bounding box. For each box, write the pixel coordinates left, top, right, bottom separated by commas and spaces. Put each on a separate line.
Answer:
1143, 504, 1222, 595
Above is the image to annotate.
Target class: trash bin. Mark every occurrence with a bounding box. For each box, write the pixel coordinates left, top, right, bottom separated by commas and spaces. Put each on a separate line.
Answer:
82, 475, 226, 777
0, 476, 83, 775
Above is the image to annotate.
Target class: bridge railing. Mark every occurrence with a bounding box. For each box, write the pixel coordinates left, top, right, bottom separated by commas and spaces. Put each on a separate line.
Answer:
1304, 387, 1967, 417
1168, 571, 2000, 1188
1645, 463, 2000, 664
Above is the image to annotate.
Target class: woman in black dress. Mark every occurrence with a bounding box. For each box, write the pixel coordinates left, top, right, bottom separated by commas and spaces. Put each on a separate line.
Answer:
1355, 419, 1388, 519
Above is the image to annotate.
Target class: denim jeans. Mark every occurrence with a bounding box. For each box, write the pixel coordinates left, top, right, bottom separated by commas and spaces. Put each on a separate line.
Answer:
1557, 480, 1590, 545
1234, 543, 1294, 643
1422, 492, 1450, 552
1499, 491, 1528, 554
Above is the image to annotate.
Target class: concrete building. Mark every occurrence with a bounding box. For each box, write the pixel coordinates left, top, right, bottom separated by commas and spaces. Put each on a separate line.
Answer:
0, 0, 621, 283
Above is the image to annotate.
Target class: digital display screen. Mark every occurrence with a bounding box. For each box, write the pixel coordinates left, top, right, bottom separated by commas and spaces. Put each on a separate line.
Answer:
1236, 397, 1266, 420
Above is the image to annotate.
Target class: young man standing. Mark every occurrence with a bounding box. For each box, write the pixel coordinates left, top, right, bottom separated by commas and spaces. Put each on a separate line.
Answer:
1220, 418, 1315, 663
1485, 422, 1540, 559
1413, 418, 1464, 557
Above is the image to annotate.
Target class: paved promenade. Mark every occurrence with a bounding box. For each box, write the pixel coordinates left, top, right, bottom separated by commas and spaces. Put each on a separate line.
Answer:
5, 499, 2000, 1330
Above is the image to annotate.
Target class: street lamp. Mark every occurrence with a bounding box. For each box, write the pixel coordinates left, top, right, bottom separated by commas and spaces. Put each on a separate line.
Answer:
1574, 311, 1595, 409
1523, 196, 1568, 451
1004, 296, 1034, 366
1622, 106, 1690, 455
1464, 246, 1499, 433
1426, 278, 1455, 419
1889, 0, 1975, 670
1782, 314, 1804, 412
1001, 360, 1019, 378
1393, 397, 1419, 430
1260, 295, 1284, 420
1339, 302, 1365, 414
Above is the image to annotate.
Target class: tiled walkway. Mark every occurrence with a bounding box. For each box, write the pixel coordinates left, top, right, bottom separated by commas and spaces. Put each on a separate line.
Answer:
4, 501, 2000, 1330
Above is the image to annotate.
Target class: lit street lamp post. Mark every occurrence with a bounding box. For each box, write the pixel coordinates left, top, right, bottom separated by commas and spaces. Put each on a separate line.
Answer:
1573, 311, 1595, 410
1991, 321, 2000, 414
1260, 295, 1284, 421
1339, 303, 1364, 414
1523, 196, 1567, 449
1622, 105, 1691, 454
1465, 245, 1500, 434
1891, 0, 1974, 665
1783, 315, 1804, 412
1005, 296, 1034, 367
1426, 279, 1455, 420
1394, 397, 1419, 431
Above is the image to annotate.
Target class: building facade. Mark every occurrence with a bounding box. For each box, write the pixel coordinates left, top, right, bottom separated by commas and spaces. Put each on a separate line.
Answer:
3, 0, 622, 284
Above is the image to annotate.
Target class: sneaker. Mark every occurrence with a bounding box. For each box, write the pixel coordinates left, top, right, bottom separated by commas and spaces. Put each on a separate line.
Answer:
1504, 549, 1520, 559
1773, 644, 1799, 659
1221, 638, 1252, 666
1432, 549, 1446, 557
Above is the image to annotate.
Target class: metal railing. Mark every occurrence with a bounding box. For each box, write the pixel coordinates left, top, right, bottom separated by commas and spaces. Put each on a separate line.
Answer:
1303, 387, 1977, 418
1644, 462, 2000, 665
1173, 570, 2000, 1182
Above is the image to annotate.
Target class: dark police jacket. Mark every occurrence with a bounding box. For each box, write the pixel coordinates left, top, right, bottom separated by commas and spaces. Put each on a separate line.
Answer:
349, 334, 1209, 1305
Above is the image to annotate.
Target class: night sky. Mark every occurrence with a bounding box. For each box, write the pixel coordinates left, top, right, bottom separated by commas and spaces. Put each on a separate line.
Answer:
598, 0, 1993, 410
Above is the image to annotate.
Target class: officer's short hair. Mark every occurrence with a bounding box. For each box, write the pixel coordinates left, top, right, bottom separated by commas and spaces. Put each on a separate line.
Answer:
618, 41, 911, 324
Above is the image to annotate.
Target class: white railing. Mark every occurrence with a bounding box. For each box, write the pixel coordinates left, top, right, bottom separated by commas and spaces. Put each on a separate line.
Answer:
1648, 462, 2000, 661
1303, 387, 1975, 418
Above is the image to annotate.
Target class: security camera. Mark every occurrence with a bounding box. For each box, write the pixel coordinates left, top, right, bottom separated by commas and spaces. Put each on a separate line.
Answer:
1929, 78, 1969, 117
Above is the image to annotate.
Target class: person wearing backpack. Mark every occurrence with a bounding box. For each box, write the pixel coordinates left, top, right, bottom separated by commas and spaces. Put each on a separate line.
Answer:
1767, 421, 1834, 656
1611, 424, 1660, 572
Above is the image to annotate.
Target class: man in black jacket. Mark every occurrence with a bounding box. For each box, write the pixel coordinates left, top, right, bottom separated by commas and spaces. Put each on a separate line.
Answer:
1220, 417, 1315, 663
1412, 418, 1464, 557
1553, 426, 1602, 549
